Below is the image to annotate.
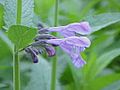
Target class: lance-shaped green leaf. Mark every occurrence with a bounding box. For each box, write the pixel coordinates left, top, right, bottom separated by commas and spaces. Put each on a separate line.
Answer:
85, 13, 120, 33
93, 48, 120, 77
103, 80, 120, 90
87, 73, 120, 90
8, 25, 37, 50
4, 0, 34, 28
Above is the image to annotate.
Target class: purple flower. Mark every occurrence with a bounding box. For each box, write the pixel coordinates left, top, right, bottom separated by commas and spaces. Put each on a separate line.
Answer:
46, 36, 91, 68
24, 22, 91, 66
48, 22, 91, 37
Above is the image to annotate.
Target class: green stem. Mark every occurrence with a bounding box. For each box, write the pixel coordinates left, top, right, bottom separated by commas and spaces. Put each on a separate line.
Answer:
13, 0, 22, 90
13, 46, 20, 90
50, 58, 57, 90
50, 0, 59, 90
54, 0, 59, 27
16, 0, 22, 24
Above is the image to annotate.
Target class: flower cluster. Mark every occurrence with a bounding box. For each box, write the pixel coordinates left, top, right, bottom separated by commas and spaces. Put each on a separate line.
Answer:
25, 25, 57, 63
25, 22, 91, 68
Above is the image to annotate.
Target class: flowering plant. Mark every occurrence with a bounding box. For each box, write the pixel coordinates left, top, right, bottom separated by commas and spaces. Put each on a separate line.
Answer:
25, 22, 91, 68
1, 0, 120, 90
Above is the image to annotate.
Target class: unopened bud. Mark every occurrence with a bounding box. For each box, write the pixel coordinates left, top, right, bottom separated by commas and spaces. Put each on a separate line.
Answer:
34, 34, 57, 41
31, 40, 47, 46
39, 48, 44, 54
38, 23, 44, 30
45, 46, 56, 57
25, 47, 38, 63
38, 28, 49, 34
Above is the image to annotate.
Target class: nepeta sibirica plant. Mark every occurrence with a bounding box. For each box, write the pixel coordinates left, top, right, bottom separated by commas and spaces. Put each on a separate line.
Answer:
1, 0, 120, 90
25, 22, 91, 68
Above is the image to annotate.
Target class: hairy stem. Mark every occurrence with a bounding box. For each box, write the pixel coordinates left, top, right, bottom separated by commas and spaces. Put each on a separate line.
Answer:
50, 0, 59, 90
13, 0, 22, 90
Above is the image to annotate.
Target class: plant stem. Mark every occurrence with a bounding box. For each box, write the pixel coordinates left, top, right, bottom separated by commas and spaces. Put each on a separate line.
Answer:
50, 58, 57, 90
13, 46, 20, 90
16, 0, 22, 24
50, 0, 59, 90
13, 0, 22, 90
54, 0, 59, 27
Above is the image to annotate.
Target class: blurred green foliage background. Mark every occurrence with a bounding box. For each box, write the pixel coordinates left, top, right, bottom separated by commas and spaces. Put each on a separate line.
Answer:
0, 0, 120, 90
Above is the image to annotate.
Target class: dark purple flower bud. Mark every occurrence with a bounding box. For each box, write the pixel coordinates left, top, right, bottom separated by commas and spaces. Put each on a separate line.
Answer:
31, 40, 47, 46
32, 47, 39, 55
31, 51, 38, 63
25, 48, 30, 53
39, 48, 44, 54
51, 44, 59, 47
38, 28, 49, 34
34, 34, 57, 41
25, 47, 38, 63
45, 46, 56, 57
38, 23, 44, 30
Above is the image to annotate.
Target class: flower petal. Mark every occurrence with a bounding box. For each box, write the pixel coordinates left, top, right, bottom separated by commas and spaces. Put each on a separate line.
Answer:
46, 39, 63, 46
71, 54, 86, 68
60, 42, 73, 54
65, 36, 91, 47
60, 30, 75, 37
47, 36, 91, 48
48, 26, 64, 32
66, 22, 91, 35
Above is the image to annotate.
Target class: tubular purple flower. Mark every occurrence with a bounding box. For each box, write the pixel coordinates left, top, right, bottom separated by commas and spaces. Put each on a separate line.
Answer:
47, 36, 91, 48
46, 36, 91, 68
48, 22, 91, 37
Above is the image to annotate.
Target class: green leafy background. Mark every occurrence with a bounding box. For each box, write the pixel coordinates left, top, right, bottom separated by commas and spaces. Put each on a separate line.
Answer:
0, 0, 120, 90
